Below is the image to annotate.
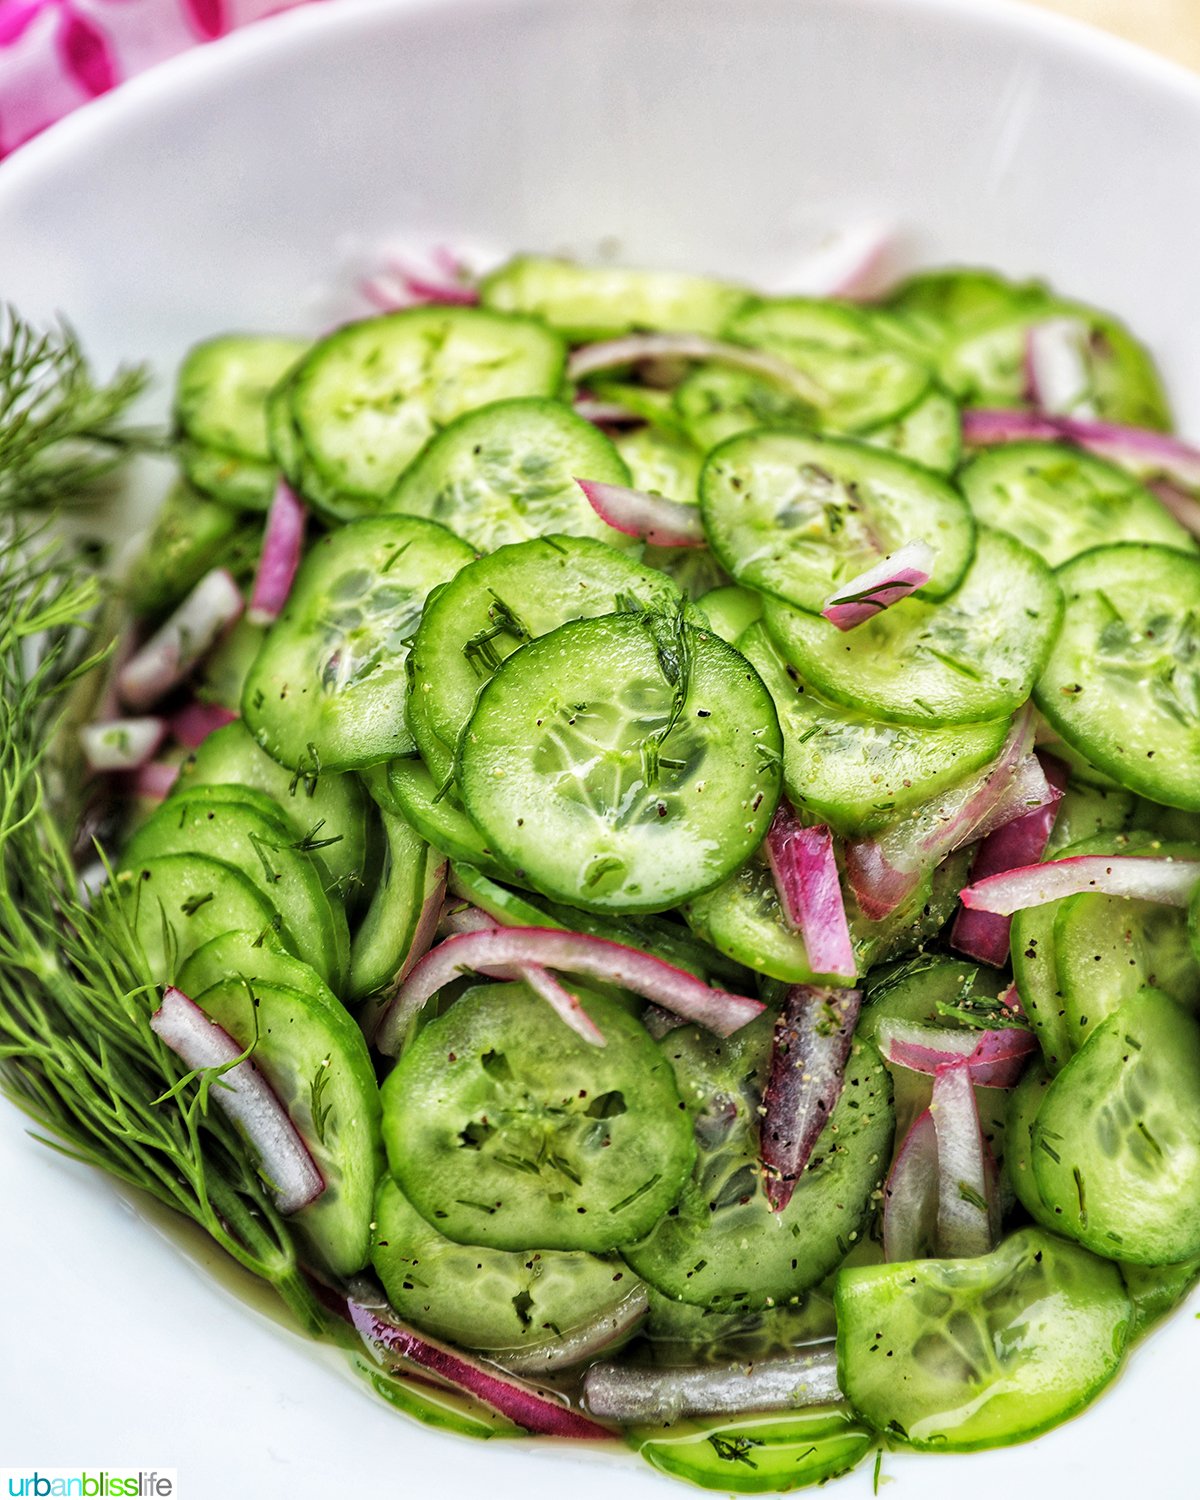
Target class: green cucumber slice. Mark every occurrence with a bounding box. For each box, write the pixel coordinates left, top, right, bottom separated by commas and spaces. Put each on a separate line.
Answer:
381, 981, 695, 1252
386, 396, 636, 553
241, 516, 474, 772
886, 267, 1049, 350
1047, 781, 1134, 853
622, 1018, 893, 1309
372, 1175, 638, 1355
763, 527, 1061, 726
836, 1228, 1130, 1451
1034, 543, 1200, 811
615, 424, 703, 504
697, 585, 762, 645
126, 480, 254, 617
700, 429, 974, 611
457, 614, 782, 913
1006, 1062, 1059, 1230
859, 383, 962, 474
177, 927, 339, 1010
480, 255, 748, 340
1011, 902, 1071, 1074
1031, 987, 1200, 1264
960, 442, 1195, 566
370, 759, 498, 870
740, 623, 1010, 834
671, 366, 817, 453
348, 807, 430, 1003
277, 308, 566, 521
192, 619, 266, 714
194, 975, 382, 1275
1121, 1256, 1200, 1340
179, 444, 279, 512
410, 535, 684, 765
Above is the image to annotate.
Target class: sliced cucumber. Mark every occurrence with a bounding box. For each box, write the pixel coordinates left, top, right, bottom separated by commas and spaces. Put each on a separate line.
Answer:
700, 429, 974, 611
1031, 987, 1200, 1264
615, 424, 703, 504
126, 480, 254, 617
1121, 1257, 1200, 1340
1034, 543, 1200, 811
193, 619, 266, 715
348, 807, 430, 1003
1047, 780, 1134, 853
275, 308, 566, 520
671, 366, 817, 453
369, 759, 498, 869
960, 442, 1195, 566
386, 396, 636, 553
194, 975, 381, 1275
741, 623, 1010, 834
177, 927, 339, 1009
764, 527, 1061, 726
1011, 902, 1071, 1074
241, 516, 474, 772
457, 614, 782, 914
836, 1228, 1130, 1451
860, 383, 961, 474
886, 267, 1049, 350
381, 981, 695, 1253
622, 1018, 893, 1309
372, 1175, 638, 1355
696, 585, 762, 645
480, 255, 748, 340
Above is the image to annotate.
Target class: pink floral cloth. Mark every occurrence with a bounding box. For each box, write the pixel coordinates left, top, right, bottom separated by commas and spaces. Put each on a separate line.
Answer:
0, 0, 319, 157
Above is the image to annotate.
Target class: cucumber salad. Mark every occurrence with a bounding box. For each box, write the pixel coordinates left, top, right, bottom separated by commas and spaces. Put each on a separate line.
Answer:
3, 246, 1200, 1495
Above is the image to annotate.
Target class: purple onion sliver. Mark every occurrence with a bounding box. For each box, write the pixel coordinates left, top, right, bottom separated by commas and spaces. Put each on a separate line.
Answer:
931, 1061, 993, 1258
761, 984, 862, 1213
1150, 480, 1200, 540
150, 986, 324, 1214
883, 1109, 939, 1262
1025, 317, 1096, 417
583, 1343, 841, 1422
960, 853, 1200, 917
80, 716, 166, 772
764, 807, 855, 979
248, 482, 307, 626
128, 760, 181, 801
879, 1019, 1036, 1089
821, 539, 935, 632
117, 567, 244, 710
575, 477, 705, 547
169, 702, 238, 750
778, 221, 894, 300
566, 332, 826, 406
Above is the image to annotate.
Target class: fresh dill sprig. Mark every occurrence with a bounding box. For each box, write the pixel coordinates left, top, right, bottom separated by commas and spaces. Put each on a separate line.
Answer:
0, 306, 159, 513
0, 526, 321, 1334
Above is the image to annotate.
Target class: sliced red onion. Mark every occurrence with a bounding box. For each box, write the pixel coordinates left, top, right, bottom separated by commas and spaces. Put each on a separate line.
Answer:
961, 853, 1200, 917
80, 716, 166, 772
778, 221, 895, 299
846, 707, 1041, 921
761, 984, 862, 1212
128, 759, 181, 801
567, 333, 826, 406
931, 1061, 993, 1258
1025, 317, 1097, 417
572, 394, 642, 427
117, 568, 244, 711
347, 1299, 609, 1437
765, 809, 856, 980
494, 1285, 649, 1376
1149, 479, 1200, 540
882, 1109, 939, 1262
960, 408, 1065, 446
950, 753, 1068, 966
360, 248, 479, 311
583, 1342, 840, 1422
248, 481, 306, 626
376, 927, 763, 1056
396, 858, 449, 983
170, 702, 237, 749
149, 986, 324, 1214
574, 477, 705, 547
877, 1019, 1037, 1089
820, 540, 935, 631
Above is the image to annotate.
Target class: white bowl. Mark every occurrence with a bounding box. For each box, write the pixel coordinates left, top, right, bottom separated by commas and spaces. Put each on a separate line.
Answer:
0, 1, 1197, 1496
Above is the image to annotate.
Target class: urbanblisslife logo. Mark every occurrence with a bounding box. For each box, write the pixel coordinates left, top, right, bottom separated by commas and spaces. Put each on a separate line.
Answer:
1, 1474, 176, 1497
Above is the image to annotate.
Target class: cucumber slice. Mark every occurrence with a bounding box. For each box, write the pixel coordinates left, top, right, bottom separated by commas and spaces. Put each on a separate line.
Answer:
939, 299, 1170, 430
174, 720, 369, 892
411, 536, 684, 765
371, 759, 498, 869
381, 981, 695, 1252
671, 366, 817, 453
886, 267, 1049, 348
1047, 781, 1134, 853
622, 1018, 893, 1309
860, 383, 962, 474
697, 585, 762, 645
106, 853, 283, 983
1011, 902, 1071, 1074
740, 623, 1010, 835
643, 1284, 837, 1362
852, 847, 974, 971
1006, 1062, 1059, 1230
724, 298, 933, 433
179, 444, 280, 512
1121, 1256, 1200, 1340
700, 429, 974, 611
1034, 543, 1200, 811
193, 619, 266, 714
121, 790, 349, 987
457, 614, 782, 914
629, 1406, 875, 1494
836, 1228, 1130, 1451
241, 516, 474, 772
126, 480, 253, 617
764, 528, 1061, 726
615, 424, 703, 505
276, 308, 566, 521
177, 927, 339, 1009
480, 255, 748, 340
386, 397, 636, 553
348, 807, 429, 1003
960, 442, 1195, 566
1031, 987, 1200, 1264
372, 1176, 638, 1355
194, 976, 382, 1275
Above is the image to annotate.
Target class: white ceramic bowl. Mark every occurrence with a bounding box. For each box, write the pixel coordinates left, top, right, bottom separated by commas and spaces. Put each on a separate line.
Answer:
1, 1, 1197, 1495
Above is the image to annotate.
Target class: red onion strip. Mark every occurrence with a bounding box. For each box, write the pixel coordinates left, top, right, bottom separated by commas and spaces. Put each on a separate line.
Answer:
1025, 317, 1097, 417
376, 927, 763, 1056
1149, 479, 1200, 540
149, 986, 324, 1214
347, 1300, 610, 1438
567, 333, 826, 406
584, 1343, 840, 1422
117, 568, 244, 710
960, 853, 1200, 916
761, 984, 862, 1212
248, 482, 307, 626
170, 702, 238, 749
80, 716, 166, 772
396, 858, 449, 984
820, 540, 935, 631
878, 1019, 1037, 1089
765, 808, 855, 980
882, 1109, 939, 1262
950, 753, 1068, 967
778, 221, 894, 300
129, 760, 181, 801
574, 477, 705, 547
931, 1061, 993, 1257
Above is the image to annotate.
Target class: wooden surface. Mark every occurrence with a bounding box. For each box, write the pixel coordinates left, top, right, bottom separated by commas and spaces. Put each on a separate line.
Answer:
1028, 0, 1200, 71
